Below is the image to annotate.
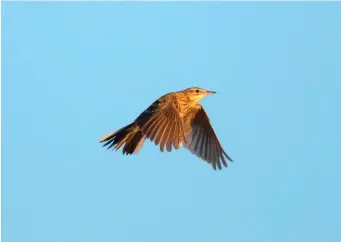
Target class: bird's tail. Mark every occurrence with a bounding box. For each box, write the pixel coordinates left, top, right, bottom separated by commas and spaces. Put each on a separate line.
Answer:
99, 123, 146, 155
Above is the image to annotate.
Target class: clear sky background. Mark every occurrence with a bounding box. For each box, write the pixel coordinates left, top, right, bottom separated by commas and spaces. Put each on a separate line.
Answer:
2, 2, 341, 242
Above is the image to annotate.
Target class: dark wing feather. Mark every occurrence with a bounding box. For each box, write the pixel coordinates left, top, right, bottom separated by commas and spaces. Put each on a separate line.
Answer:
184, 105, 233, 170
136, 97, 186, 152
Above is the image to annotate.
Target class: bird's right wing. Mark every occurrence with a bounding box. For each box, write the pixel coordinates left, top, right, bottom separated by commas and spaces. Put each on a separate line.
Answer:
184, 105, 233, 170
135, 98, 187, 152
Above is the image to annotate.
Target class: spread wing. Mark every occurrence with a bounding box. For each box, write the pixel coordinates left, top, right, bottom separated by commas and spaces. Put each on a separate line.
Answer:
135, 97, 187, 152
184, 105, 233, 170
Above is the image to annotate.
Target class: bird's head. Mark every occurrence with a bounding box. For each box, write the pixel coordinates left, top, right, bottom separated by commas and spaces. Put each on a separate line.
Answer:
182, 87, 216, 104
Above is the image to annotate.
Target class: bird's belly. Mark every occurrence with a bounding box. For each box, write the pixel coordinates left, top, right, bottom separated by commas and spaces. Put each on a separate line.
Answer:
182, 116, 194, 134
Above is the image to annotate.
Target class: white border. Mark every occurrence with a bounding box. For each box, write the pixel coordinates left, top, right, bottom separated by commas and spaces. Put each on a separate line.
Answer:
0, 2, 2, 241
2, 0, 341, 2
0, 1, 339, 242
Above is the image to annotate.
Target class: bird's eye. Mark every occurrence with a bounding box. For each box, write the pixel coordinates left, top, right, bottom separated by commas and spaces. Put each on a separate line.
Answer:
195, 89, 200, 94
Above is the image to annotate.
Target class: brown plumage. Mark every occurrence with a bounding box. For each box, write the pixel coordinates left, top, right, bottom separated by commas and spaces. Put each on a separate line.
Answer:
99, 87, 233, 170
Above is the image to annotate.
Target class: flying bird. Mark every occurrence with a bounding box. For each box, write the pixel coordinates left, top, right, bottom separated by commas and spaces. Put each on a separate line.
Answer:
99, 87, 233, 170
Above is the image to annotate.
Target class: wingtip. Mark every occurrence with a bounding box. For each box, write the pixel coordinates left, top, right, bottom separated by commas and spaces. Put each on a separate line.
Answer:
223, 151, 233, 162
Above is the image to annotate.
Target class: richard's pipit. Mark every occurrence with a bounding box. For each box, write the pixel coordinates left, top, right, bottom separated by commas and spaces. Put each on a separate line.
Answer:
100, 87, 233, 170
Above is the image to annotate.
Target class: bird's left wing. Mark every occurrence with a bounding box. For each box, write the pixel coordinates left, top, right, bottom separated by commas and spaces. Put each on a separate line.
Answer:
184, 105, 233, 170
135, 98, 187, 152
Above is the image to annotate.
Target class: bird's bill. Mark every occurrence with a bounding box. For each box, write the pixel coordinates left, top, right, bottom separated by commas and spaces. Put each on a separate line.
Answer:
206, 90, 216, 95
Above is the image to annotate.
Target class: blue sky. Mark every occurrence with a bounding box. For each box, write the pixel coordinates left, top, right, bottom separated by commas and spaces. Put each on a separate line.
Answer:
2, 2, 341, 242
